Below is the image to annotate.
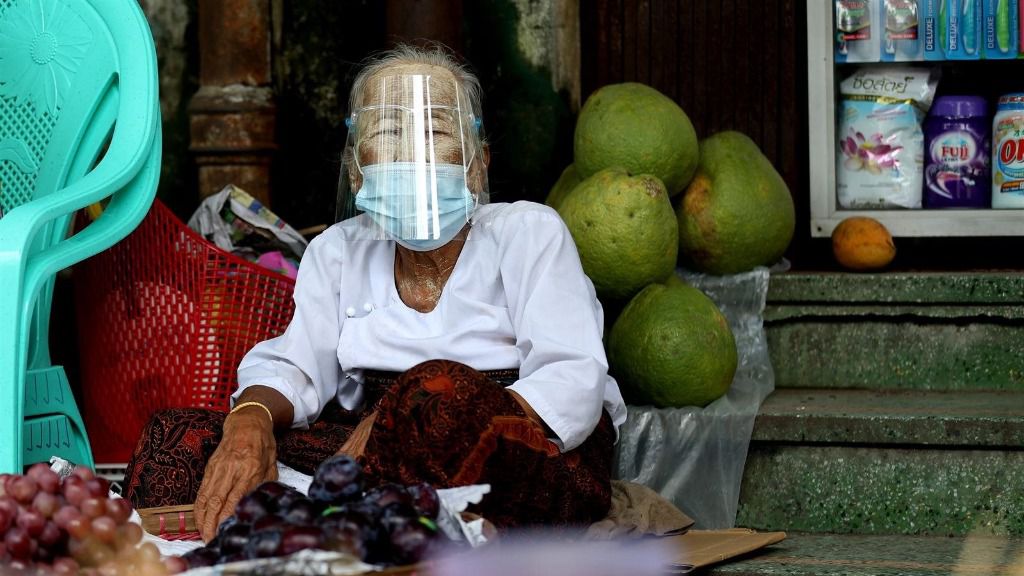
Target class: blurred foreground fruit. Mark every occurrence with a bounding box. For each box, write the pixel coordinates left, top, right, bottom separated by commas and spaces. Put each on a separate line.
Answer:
831, 217, 896, 271
0, 463, 174, 575
608, 279, 737, 408
174, 456, 444, 572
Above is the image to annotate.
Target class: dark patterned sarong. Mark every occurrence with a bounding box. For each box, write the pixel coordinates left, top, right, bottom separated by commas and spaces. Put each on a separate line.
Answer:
123, 360, 614, 530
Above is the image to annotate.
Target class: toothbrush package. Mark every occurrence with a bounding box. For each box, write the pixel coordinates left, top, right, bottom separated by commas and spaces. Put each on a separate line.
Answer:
881, 0, 925, 61
983, 0, 1018, 58
921, 0, 947, 58
942, 0, 983, 59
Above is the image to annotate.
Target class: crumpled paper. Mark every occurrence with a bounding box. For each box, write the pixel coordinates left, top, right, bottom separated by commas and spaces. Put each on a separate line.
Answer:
186, 184, 307, 277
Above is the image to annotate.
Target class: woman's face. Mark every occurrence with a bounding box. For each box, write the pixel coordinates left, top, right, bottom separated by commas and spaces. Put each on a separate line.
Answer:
348, 64, 488, 194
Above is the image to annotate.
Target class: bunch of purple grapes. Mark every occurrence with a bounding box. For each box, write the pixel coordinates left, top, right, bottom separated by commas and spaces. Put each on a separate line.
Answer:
0, 463, 178, 575
178, 455, 443, 571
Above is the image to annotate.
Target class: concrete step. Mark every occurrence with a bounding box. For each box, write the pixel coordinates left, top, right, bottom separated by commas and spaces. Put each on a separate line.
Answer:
706, 532, 1024, 576
764, 272, 1024, 391
735, 389, 1024, 536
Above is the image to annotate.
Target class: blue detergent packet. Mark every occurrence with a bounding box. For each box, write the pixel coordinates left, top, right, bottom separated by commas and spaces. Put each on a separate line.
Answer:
921, 0, 947, 58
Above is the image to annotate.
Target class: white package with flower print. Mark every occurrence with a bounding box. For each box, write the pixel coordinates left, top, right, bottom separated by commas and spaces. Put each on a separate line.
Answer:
836, 66, 938, 209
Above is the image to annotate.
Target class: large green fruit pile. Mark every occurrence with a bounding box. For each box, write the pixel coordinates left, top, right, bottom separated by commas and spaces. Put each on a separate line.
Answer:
544, 81, 794, 408
573, 83, 699, 197
557, 167, 677, 302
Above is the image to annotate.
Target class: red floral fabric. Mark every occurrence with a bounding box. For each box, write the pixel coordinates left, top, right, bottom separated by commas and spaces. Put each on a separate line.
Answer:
123, 360, 613, 530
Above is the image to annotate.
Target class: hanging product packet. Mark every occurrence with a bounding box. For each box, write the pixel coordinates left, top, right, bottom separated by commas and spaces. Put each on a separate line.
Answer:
836, 66, 939, 209
881, 0, 924, 61
836, 0, 882, 62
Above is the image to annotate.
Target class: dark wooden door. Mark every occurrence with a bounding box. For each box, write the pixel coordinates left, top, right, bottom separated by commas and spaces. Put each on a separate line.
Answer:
581, 1, 810, 254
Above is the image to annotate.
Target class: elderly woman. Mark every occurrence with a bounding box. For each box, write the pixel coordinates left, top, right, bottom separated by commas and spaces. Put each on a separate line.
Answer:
124, 45, 626, 541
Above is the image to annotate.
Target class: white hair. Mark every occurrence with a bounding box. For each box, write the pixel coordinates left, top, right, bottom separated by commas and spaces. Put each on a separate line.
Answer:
348, 43, 484, 121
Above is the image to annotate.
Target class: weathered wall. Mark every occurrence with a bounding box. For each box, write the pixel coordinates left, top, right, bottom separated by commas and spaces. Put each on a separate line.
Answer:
464, 0, 578, 206
141, 2, 579, 227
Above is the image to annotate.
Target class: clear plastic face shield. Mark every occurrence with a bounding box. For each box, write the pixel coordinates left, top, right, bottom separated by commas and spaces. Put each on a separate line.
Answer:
336, 73, 489, 250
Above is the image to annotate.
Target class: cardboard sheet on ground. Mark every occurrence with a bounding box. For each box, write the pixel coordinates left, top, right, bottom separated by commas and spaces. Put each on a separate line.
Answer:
661, 528, 787, 573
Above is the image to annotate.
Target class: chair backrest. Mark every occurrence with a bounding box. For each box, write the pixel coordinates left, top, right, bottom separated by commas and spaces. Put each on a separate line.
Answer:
1, 0, 160, 361
2, 0, 158, 217
0, 0, 160, 472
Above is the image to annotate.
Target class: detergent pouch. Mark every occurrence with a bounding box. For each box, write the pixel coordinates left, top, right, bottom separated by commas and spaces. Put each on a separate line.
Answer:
881, 0, 925, 61
836, 0, 882, 62
920, 0, 947, 58
836, 66, 939, 209
983, 0, 1019, 58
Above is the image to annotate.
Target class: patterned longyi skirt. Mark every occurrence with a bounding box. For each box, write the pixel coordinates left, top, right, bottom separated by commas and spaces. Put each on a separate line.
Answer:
123, 359, 614, 530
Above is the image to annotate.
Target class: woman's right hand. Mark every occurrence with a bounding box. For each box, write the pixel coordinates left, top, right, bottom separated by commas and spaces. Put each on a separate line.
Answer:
194, 408, 278, 541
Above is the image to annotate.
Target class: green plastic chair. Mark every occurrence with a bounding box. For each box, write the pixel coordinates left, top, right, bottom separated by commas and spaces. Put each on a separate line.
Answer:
0, 0, 161, 473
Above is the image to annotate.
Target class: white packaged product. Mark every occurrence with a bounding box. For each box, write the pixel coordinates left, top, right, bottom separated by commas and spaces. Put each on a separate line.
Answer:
836, 66, 938, 209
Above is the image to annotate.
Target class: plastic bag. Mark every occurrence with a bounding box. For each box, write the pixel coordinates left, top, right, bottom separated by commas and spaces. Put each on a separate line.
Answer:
613, 266, 774, 529
187, 184, 308, 278
836, 66, 939, 209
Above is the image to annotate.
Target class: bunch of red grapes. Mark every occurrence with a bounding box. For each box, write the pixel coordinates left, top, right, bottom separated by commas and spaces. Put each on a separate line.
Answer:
178, 455, 444, 571
0, 463, 178, 575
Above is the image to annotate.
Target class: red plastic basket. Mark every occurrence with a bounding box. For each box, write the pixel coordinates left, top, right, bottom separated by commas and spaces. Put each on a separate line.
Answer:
75, 199, 297, 463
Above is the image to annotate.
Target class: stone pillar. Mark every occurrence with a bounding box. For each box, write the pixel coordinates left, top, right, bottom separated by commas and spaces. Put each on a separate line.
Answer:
189, 0, 276, 206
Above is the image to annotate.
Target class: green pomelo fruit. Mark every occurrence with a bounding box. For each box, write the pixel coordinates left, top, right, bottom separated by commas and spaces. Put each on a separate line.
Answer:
544, 164, 582, 211
574, 83, 698, 196
608, 280, 737, 408
558, 167, 678, 303
676, 131, 795, 275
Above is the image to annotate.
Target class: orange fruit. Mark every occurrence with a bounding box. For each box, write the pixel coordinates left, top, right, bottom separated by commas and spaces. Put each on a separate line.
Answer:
831, 217, 896, 270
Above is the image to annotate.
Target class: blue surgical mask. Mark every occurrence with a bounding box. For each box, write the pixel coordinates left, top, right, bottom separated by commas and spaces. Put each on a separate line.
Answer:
354, 162, 476, 251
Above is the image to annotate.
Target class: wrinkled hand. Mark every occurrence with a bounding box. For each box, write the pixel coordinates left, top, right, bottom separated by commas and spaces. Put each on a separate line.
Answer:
335, 411, 377, 460
195, 410, 278, 541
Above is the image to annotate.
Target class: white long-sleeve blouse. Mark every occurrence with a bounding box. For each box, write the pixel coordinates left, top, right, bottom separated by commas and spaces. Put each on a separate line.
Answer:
234, 200, 627, 452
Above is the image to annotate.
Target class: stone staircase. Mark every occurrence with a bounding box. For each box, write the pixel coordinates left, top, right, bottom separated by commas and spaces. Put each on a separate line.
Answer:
709, 272, 1024, 575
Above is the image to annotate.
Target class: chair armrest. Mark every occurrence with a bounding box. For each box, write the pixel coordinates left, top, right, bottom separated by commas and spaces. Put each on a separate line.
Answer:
21, 132, 162, 305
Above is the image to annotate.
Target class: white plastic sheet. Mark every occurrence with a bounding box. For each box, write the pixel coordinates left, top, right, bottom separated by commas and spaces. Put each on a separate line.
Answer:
613, 267, 775, 529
